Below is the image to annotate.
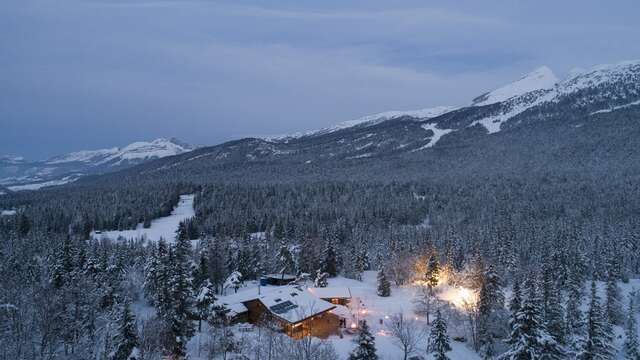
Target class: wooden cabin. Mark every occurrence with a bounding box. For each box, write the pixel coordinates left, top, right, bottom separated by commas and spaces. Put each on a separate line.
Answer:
217, 285, 349, 338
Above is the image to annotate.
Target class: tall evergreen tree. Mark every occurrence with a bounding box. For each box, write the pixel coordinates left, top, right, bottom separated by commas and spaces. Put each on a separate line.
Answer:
499, 278, 564, 360
604, 267, 622, 325
478, 265, 506, 359
348, 320, 378, 360
377, 268, 391, 297
322, 237, 338, 277
426, 255, 440, 289
428, 310, 452, 360
167, 236, 195, 357
623, 292, 640, 360
111, 300, 139, 360
578, 281, 614, 360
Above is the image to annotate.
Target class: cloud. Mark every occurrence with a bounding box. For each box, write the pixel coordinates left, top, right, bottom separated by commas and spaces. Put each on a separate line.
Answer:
1, 0, 640, 158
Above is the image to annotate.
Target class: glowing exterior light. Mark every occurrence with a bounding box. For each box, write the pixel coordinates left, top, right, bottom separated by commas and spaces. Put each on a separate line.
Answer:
350, 323, 357, 329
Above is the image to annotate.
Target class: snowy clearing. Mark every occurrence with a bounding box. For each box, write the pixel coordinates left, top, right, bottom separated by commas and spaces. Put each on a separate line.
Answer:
7, 175, 80, 191
90, 194, 195, 243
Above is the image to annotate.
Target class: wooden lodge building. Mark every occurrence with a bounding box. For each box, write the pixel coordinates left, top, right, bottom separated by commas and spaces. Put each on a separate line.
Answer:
217, 285, 352, 339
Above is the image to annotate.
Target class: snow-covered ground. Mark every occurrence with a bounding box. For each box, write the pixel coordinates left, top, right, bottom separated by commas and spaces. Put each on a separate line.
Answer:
324, 271, 480, 360
7, 175, 80, 191
90, 194, 195, 243
1, 209, 16, 216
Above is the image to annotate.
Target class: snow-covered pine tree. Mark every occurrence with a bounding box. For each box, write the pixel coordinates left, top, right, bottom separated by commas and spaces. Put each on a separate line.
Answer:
322, 237, 338, 277
428, 310, 452, 360
478, 264, 506, 359
565, 263, 585, 354
143, 244, 159, 305
578, 281, 614, 360
499, 277, 564, 360
195, 279, 217, 332
167, 235, 195, 358
192, 250, 209, 292
604, 266, 622, 325
623, 292, 639, 360
348, 320, 378, 360
540, 261, 566, 345
314, 269, 329, 288
377, 268, 391, 297
509, 280, 521, 315
426, 254, 440, 289
277, 239, 296, 278
111, 300, 139, 360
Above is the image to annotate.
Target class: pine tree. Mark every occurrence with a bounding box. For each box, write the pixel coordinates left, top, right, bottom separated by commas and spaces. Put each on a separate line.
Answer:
428, 310, 452, 360
322, 237, 338, 277
111, 300, 139, 360
348, 320, 378, 360
578, 281, 614, 360
192, 251, 209, 291
314, 269, 329, 288
426, 255, 440, 289
195, 279, 217, 332
499, 278, 564, 360
377, 268, 390, 297
277, 239, 296, 277
509, 281, 521, 315
565, 265, 585, 354
478, 265, 506, 359
167, 236, 195, 358
604, 267, 622, 325
540, 262, 566, 345
623, 292, 640, 360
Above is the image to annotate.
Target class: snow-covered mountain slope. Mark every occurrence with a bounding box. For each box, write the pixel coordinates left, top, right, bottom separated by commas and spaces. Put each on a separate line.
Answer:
126, 58, 640, 181
472, 66, 558, 106
265, 106, 456, 141
0, 138, 193, 190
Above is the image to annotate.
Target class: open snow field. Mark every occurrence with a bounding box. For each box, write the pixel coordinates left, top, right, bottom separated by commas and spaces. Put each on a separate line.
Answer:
90, 194, 195, 243
325, 271, 481, 360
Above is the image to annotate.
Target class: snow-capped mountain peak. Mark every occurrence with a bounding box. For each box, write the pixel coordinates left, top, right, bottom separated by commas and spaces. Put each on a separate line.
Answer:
46, 138, 193, 167
472, 66, 558, 107
559, 59, 640, 94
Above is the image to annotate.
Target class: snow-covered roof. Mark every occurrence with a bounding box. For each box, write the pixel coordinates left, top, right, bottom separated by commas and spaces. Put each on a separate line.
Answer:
258, 286, 336, 324
330, 304, 352, 319
219, 301, 248, 317
307, 287, 352, 299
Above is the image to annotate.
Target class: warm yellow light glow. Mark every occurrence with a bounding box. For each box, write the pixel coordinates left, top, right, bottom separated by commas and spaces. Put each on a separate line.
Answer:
440, 286, 478, 309
350, 323, 357, 329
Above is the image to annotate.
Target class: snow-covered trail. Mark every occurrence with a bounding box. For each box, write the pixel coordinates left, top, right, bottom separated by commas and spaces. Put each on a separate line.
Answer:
90, 194, 195, 243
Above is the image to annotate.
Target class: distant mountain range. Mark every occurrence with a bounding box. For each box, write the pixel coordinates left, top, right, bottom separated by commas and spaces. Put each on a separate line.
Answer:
0, 138, 193, 191
94, 59, 639, 185
4, 59, 640, 190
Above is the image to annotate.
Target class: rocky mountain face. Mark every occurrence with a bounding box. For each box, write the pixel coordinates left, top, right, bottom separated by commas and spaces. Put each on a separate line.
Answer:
0, 138, 193, 191
104, 60, 640, 184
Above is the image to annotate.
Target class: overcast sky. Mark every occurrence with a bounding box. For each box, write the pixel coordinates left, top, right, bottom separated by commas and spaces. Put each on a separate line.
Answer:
2, 0, 639, 159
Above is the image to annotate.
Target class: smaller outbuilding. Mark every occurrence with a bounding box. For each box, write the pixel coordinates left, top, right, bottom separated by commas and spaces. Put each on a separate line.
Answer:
307, 287, 352, 305
260, 273, 297, 286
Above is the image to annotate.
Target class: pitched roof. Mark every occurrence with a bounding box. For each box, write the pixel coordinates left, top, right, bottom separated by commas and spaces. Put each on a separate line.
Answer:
258, 286, 335, 324
307, 287, 352, 299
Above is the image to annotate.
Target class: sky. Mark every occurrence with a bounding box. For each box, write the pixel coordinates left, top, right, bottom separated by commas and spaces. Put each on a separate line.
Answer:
1, 0, 639, 160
